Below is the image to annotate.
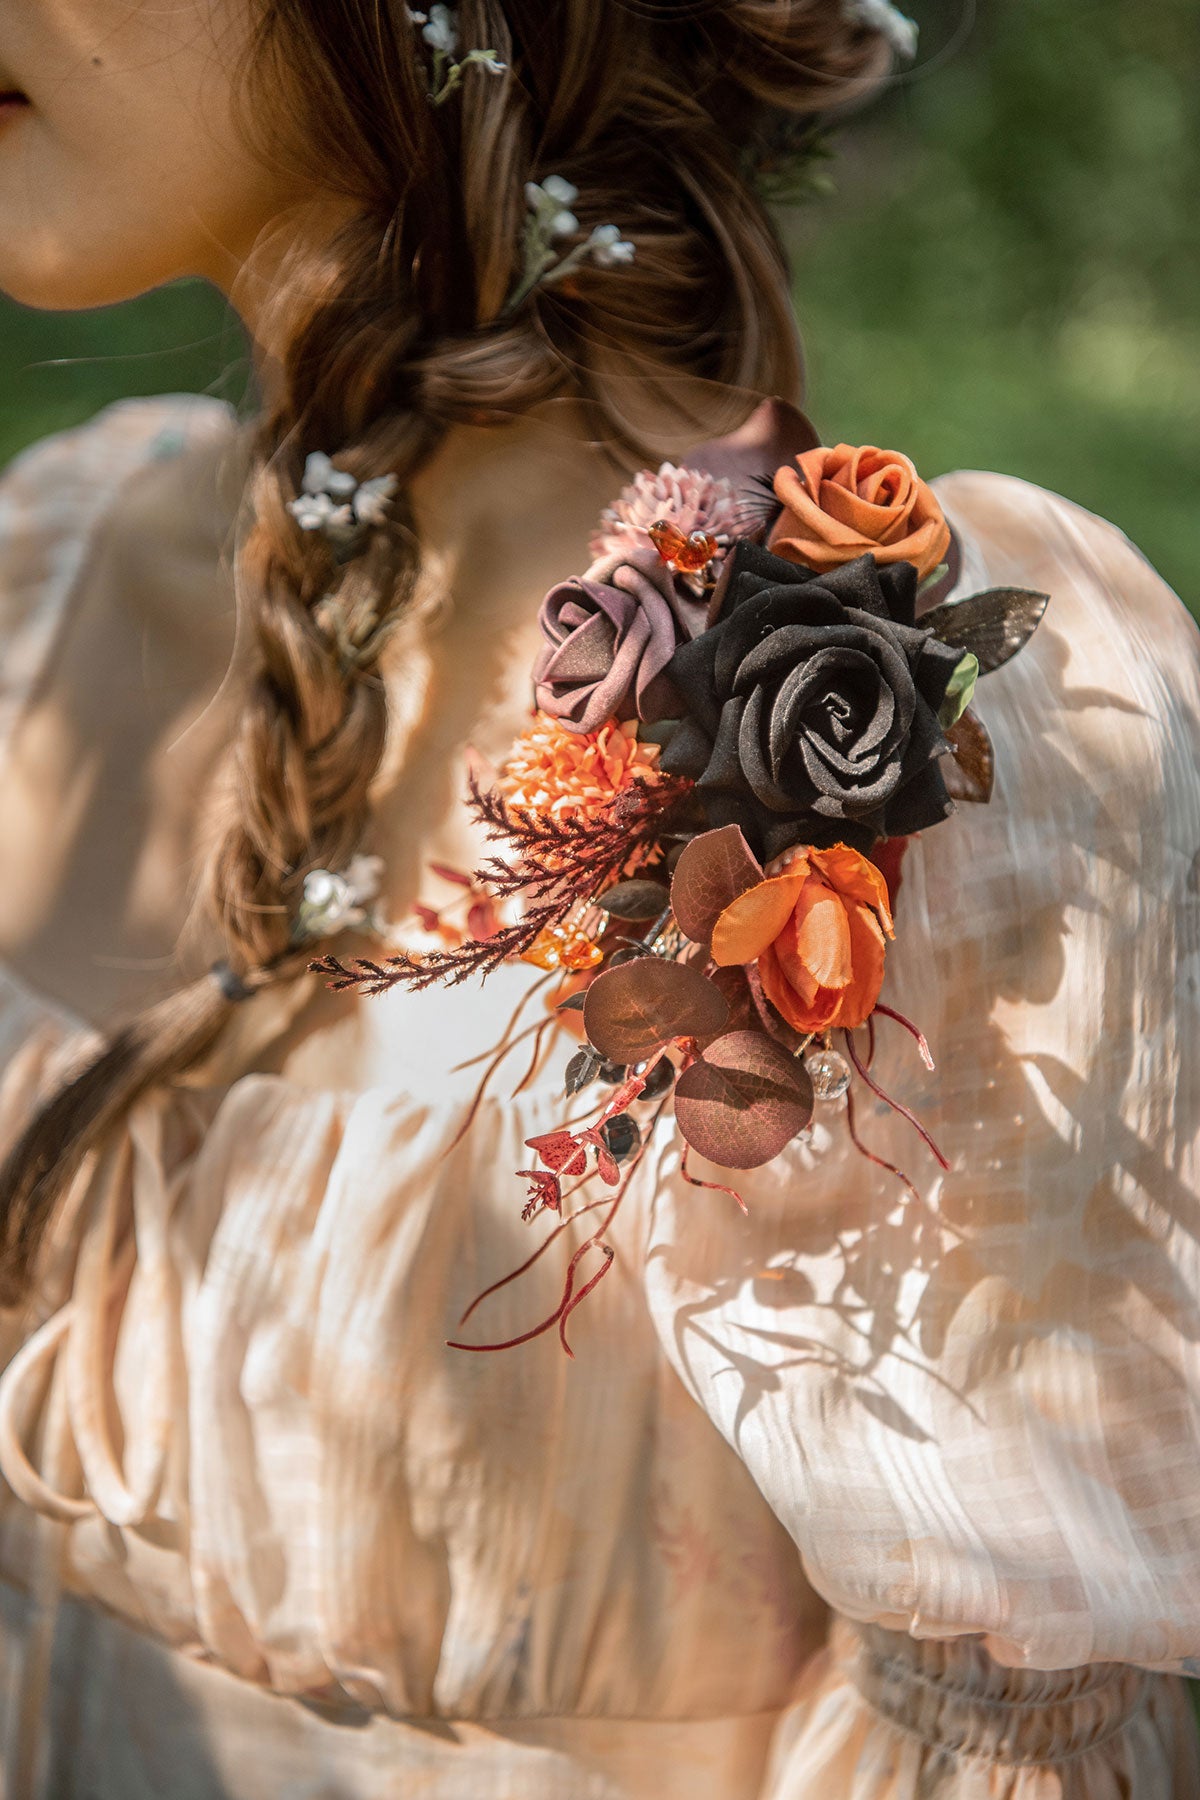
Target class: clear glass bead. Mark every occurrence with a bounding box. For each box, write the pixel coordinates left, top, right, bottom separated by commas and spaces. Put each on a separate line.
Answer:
806, 1047, 852, 1102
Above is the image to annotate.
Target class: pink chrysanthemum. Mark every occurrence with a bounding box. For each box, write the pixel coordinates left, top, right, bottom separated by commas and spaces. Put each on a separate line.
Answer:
498, 713, 662, 826
589, 462, 744, 564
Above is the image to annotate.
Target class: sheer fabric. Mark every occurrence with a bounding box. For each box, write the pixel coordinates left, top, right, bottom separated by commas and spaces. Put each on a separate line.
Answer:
0, 401, 1195, 1797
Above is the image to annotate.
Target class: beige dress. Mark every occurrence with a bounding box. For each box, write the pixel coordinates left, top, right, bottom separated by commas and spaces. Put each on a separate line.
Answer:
0, 396, 1197, 1799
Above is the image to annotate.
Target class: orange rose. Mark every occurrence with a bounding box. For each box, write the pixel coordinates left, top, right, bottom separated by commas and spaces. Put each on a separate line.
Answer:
710, 845, 894, 1034
769, 443, 950, 582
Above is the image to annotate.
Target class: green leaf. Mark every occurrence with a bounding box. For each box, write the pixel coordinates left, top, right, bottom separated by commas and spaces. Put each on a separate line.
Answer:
938, 651, 979, 729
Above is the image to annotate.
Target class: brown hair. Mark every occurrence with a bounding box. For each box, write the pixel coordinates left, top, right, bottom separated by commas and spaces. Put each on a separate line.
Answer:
0, 0, 890, 1300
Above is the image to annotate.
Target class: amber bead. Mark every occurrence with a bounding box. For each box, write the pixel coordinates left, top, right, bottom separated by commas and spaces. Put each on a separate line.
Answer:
521, 925, 601, 972
648, 518, 718, 575
559, 936, 603, 972
648, 520, 687, 565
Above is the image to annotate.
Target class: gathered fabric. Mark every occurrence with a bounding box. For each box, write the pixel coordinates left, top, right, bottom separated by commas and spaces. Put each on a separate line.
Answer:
0, 399, 1196, 1796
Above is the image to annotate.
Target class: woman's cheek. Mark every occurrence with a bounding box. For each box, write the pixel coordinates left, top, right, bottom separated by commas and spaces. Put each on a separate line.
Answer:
0, 2, 303, 308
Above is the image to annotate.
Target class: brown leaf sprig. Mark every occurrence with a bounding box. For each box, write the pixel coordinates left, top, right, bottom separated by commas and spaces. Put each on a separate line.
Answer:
309, 772, 693, 997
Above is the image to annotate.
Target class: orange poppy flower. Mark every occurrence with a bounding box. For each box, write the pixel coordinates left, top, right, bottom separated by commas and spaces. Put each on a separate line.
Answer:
711, 845, 895, 1034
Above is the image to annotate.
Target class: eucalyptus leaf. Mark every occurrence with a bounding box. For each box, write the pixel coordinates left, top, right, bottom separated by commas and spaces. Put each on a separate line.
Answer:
596, 879, 671, 921
670, 825, 763, 950
674, 1031, 814, 1168
583, 959, 730, 1063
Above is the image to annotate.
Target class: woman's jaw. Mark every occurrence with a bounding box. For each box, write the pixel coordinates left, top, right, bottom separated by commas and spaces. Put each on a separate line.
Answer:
0, 1, 313, 313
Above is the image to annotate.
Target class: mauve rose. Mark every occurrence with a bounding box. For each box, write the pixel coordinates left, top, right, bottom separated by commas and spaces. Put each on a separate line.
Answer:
533, 546, 686, 734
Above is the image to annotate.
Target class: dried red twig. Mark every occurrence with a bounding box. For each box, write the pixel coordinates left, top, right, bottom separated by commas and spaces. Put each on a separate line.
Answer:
873, 1002, 936, 1071
680, 1142, 748, 1214
845, 1085, 922, 1207
448, 1096, 670, 1358
456, 1196, 614, 1327
843, 1028, 950, 1171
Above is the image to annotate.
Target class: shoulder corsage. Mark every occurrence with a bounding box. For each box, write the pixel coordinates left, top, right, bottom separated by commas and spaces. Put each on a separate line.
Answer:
314, 400, 1048, 1354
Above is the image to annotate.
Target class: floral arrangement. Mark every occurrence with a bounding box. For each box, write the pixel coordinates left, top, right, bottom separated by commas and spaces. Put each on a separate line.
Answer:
312, 400, 1048, 1354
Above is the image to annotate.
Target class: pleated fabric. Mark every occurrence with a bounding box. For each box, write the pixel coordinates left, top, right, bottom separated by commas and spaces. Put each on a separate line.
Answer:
0, 404, 1195, 1796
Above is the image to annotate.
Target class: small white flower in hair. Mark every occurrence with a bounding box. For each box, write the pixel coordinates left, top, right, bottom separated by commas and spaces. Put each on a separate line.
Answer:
409, 3, 505, 101
506, 178, 635, 313
353, 474, 400, 529
843, 0, 919, 59
301, 451, 337, 496
295, 855, 386, 942
587, 224, 637, 268
420, 3, 459, 55
289, 491, 338, 533
525, 178, 580, 240
290, 457, 396, 555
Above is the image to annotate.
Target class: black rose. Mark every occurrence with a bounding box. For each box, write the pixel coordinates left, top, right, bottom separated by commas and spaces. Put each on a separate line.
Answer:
660, 544, 963, 860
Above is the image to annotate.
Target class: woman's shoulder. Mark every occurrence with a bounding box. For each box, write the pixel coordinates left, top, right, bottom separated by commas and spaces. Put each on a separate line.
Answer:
0, 394, 237, 687
0, 394, 238, 741
933, 466, 1196, 671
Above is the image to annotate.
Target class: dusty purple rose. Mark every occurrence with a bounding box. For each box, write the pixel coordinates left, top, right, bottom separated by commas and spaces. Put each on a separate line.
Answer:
533, 546, 686, 733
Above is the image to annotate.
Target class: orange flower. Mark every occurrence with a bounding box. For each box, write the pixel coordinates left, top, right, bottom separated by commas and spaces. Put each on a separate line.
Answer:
497, 711, 663, 826
769, 443, 950, 582
711, 845, 894, 1034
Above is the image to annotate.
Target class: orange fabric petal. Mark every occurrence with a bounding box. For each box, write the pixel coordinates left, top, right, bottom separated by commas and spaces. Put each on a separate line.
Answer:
711, 868, 808, 966
758, 945, 839, 1035
818, 481, 911, 545
769, 443, 952, 582
772, 911, 820, 1007
809, 845, 895, 936
829, 901, 888, 1030
772, 465, 866, 553
790, 883, 853, 990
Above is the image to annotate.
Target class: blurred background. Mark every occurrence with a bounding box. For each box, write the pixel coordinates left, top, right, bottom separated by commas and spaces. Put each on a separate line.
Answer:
0, 0, 1196, 600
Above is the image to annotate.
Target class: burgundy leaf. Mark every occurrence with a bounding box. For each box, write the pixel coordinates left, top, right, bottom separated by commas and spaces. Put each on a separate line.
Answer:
670, 826, 764, 950
942, 708, 994, 803
674, 1030, 814, 1169
583, 959, 729, 1063
525, 1129, 589, 1177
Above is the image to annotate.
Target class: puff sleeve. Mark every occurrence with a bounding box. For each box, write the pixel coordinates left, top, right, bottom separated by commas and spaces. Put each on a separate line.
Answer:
642, 473, 1200, 1793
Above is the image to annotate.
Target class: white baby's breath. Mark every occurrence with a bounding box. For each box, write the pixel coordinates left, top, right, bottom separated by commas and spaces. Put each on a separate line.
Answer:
353, 474, 400, 528
505, 179, 635, 313
844, 0, 919, 59
290, 457, 396, 553
295, 855, 386, 942
587, 224, 637, 268
419, 3, 458, 54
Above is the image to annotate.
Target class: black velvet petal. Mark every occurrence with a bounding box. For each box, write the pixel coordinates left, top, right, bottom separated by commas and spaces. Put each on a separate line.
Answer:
662, 542, 963, 860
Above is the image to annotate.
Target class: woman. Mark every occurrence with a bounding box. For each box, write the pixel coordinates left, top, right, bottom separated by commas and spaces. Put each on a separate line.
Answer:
0, 2, 1196, 1795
